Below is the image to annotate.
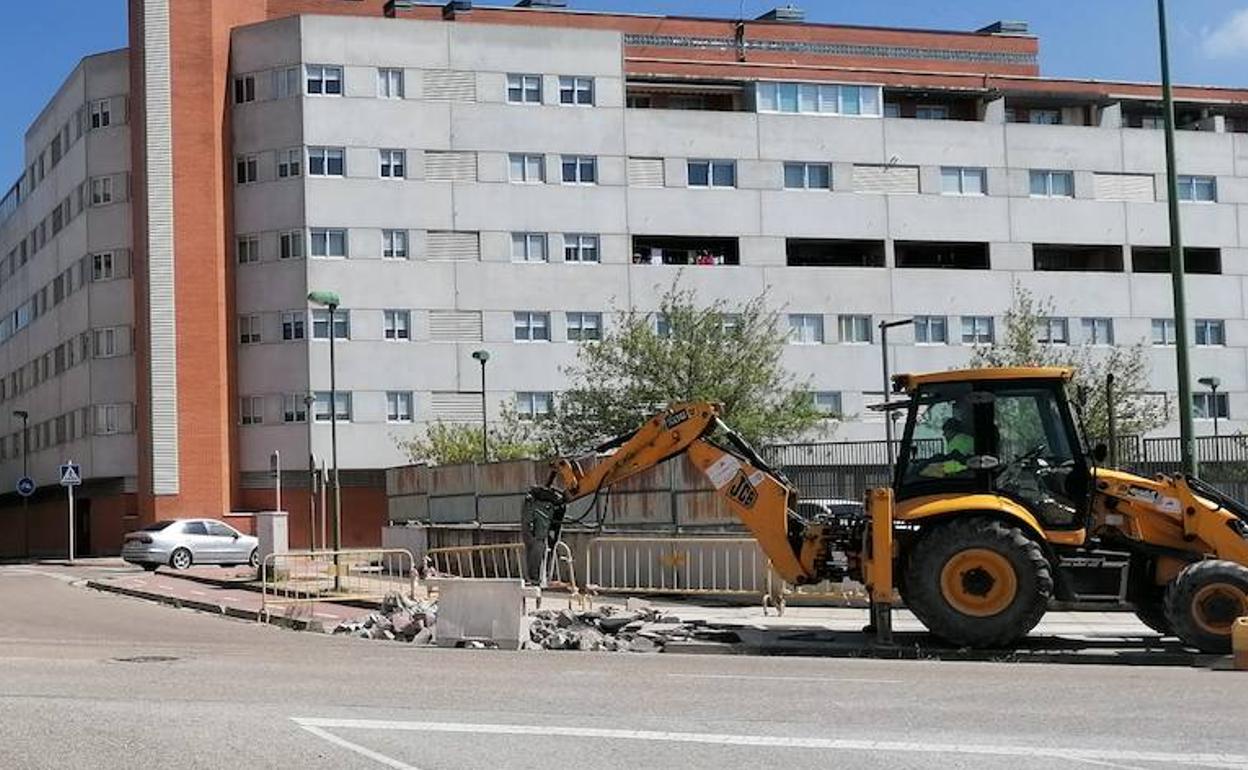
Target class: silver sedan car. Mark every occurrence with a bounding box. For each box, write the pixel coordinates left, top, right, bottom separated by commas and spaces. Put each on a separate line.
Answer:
121, 519, 259, 571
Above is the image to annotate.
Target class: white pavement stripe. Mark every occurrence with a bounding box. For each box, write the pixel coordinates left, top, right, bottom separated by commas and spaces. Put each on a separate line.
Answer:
290, 718, 1248, 769
219, 597, 239, 603
189, 590, 206, 596
667, 674, 902, 684
296, 723, 420, 770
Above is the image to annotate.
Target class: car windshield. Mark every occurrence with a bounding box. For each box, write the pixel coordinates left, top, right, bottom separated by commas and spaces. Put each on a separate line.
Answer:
140, 520, 177, 532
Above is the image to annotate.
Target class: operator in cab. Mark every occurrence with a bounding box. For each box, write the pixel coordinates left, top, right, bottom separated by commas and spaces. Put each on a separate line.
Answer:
919, 417, 975, 479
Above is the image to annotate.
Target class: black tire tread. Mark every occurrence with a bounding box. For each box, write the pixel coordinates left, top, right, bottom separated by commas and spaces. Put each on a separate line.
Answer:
1164, 559, 1248, 654
903, 516, 1053, 648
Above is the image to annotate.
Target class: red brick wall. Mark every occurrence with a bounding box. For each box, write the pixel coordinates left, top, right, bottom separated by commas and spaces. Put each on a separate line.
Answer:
237, 486, 388, 549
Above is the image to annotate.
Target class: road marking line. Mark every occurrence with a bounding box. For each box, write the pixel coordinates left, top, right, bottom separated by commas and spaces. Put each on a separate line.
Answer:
313, 612, 338, 619
219, 597, 240, 603
189, 590, 207, 596
295, 723, 419, 770
290, 718, 1248, 768
667, 674, 902, 684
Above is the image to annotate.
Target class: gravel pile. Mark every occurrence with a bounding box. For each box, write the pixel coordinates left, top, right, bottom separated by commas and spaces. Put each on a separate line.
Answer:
525, 605, 693, 652
331, 593, 437, 644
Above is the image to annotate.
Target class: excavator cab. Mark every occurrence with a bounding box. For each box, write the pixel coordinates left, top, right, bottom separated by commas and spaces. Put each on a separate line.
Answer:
894, 369, 1092, 531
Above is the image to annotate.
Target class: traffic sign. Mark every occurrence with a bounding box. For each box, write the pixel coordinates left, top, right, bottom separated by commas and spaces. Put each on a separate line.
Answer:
59, 463, 81, 487
16, 477, 34, 497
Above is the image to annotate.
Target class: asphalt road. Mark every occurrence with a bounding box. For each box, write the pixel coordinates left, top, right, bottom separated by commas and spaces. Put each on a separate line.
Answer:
1, 563, 1246, 769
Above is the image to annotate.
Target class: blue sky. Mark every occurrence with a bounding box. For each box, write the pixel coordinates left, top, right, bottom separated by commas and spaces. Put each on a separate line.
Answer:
5, 0, 1248, 179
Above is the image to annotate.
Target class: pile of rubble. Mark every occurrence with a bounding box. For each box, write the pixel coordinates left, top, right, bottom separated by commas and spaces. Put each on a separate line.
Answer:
331, 592, 437, 644
525, 603, 693, 652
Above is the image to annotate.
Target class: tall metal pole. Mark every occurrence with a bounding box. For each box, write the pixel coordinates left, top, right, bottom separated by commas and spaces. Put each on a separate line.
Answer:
305, 393, 316, 551
1106, 373, 1118, 468
1158, 0, 1197, 476
17, 412, 28, 557
328, 303, 342, 590
879, 318, 914, 469
479, 360, 488, 462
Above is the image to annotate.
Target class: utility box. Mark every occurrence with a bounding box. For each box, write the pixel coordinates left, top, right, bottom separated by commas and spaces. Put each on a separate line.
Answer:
254, 510, 288, 567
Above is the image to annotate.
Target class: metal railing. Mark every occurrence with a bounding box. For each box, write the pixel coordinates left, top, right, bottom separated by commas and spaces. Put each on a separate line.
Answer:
586, 536, 781, 611
425, 542, 526, 579
260, 548, 416, 621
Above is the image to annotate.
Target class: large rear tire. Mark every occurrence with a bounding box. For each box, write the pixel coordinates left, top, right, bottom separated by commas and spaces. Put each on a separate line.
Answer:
1130, 582, 1172, 636
903, 516, 1053, 648
1164, 560, 1248, 653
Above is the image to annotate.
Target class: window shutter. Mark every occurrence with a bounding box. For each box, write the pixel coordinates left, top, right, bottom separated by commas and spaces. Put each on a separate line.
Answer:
423, 70, 477, 102
852, 164, 919, 193
429, 311, 483, 342
424, 151, 478, 182
627, 157, 665, 187
426, 231, 480, 261
1093, 173, 1154, 202
430, 392, 483, 421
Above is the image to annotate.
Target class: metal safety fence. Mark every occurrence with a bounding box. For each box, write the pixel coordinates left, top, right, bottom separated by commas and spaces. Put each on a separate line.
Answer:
585, 536, 782, 612
425, 542, 526, 579
260, 548, 416, 621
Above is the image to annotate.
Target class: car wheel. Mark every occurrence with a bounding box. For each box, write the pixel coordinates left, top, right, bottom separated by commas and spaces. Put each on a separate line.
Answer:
248, 548, 260, 569
141, 563, 159, 572
169, 547, 193, 571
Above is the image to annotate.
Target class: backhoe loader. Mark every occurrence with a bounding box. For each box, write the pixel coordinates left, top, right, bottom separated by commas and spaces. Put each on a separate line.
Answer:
523, 367, 1248, 653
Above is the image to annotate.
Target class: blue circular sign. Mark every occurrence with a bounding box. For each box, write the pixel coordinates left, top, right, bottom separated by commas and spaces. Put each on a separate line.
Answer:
16, 477, 34, 498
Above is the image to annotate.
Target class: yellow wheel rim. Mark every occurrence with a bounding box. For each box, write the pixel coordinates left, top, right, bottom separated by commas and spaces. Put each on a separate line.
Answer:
1191, 583, 1248, 636
940, 548, 1018, 618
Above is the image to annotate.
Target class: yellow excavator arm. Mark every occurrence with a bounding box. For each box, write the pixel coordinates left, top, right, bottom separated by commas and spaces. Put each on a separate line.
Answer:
523, 402, 826, 585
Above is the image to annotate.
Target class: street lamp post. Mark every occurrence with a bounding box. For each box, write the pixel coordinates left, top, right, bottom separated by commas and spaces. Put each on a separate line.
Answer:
472, 350, 490, 463
12, 410, 29, 558
1157, 0, 1198, 477
1198, 376, 1221, 464
879, 318, 914, 469
304, 393, 317, 551
308, 290, 343, 590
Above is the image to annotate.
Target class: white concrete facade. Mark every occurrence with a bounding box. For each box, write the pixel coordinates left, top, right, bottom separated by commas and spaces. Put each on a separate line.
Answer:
222, 14, 1248, 473
0, 50, 136, 490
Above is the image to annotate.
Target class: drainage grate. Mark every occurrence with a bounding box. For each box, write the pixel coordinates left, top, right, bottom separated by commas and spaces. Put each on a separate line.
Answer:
111, 655, 180, 664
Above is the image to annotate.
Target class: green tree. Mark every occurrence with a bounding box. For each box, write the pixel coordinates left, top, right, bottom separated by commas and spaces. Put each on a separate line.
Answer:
545, 281, 828, 450
395, 405, 550, 466
970, 285, 1168, 443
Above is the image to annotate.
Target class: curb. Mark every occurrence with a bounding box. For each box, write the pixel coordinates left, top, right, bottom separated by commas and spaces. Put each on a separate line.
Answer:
84, 579, 324, 632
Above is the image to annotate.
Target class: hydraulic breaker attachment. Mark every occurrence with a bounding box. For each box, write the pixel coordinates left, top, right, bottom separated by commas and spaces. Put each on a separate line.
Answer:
864, 486, 896, 646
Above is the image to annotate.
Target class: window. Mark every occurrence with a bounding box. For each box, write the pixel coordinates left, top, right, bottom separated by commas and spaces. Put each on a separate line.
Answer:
1038, 317, 1070, 345
1030, 109, 1061, 125
688, 160, 736, 188
755, 82, 882, 117
273, 66, 300, 99
91, 176, 114, 205
916, 104, 949, 120
240, 396, 264, 425
383, 309, 411, 341
383, 229, 409, 259
234, 155, 258, 185
513, 311, 551, 342
313, 391, 352, 422
516, 391, 553, 420
914, 316, 948, 344
1177, 175, 1217, 202
563, 234, 599, 263
561, 155, 597, 184
306, 65, 343, 96
387, 392, 414, 423
279, 230, 304, 260
961, 316, 994, 344
1131, 247, 1221, 274
788, 314, 825, 344
380, 149, 406, 179
311, 309, 350, 340
281, 311, 305, 341
236, 236, 260, 264
1152, 319, 1176, 346
277, 148, 301, 178
559, 76, 594, 106
838, 315, 872, 344
283, 393, 308, 424
95, 405, 120, 435
1029, 170, 1074, 198
567, 311, 602, 342
895, 241, 989, 269
233, 75, 255, 104
93, 327, 121, 358
92, 252, 115, 281
511, 233, 548, 262
90, 99, 111, 129
377, 68, 405, 99
238, 315, 261, 344
1033, 244, 1123, 272
1194, 392, 1230, 420
1195, 319, 1226, 346
786, 239, 885, 268
940, 166, 986, 196
509, 153, 545, 183
308, 147, 345, 177
654, 314, 671, 339
811, 391, 842, 416
1082, 317, 1114, 345
783, 163, 831, 190
507, 73, 542, 104
310, 229, 347, 258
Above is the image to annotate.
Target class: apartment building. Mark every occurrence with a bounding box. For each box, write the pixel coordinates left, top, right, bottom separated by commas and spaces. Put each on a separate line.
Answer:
4, 0, 1248, 555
